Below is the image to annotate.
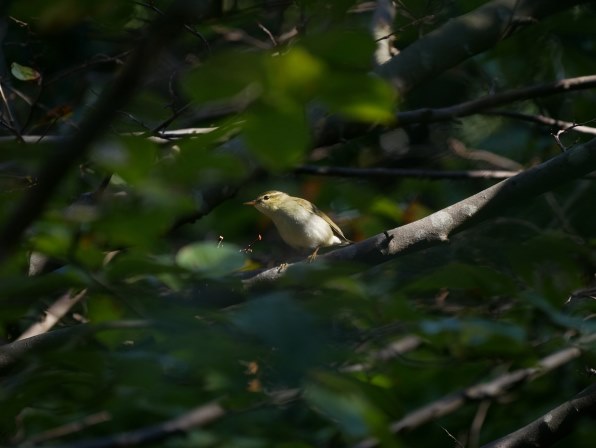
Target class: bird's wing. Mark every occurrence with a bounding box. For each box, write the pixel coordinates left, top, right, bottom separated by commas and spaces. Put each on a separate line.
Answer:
297, 198, 350, 243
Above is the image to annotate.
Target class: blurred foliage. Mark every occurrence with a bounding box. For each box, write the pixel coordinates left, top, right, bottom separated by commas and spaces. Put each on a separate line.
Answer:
0, 0, 595, 447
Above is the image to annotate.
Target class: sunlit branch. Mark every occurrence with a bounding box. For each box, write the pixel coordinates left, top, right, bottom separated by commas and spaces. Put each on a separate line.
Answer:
243, 137, 596, 286
47, 402, 225, 448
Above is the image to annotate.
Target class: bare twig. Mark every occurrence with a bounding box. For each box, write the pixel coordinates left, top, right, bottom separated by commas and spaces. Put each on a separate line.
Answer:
0, 127, 217, 144
469, 401, 491, 448
16, 289, 88, 341
48, 402, 225, 448
341, 335, 423, 373
257, 22, 277, 47
295, 165, 520, 180
482, 110, 596, 136
44, 52, 129, 86
133, 1, 210, 50
19, 412, 111, 446
395, 75, 596, 125
0, 80, 22, 140
448, 138, 523, 171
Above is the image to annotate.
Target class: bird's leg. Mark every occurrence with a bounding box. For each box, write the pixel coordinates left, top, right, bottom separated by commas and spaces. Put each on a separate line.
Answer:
307, 247, 320, 263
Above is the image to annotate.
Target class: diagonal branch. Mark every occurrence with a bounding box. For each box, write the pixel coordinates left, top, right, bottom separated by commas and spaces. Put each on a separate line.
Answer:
354, 345, 585, 448
0, 320, 151, 372
482, 111, 596, 136
377, 0, 590, 93
243, 137, 596, 286
47, 402, 225, 448
481, 383, 596, 448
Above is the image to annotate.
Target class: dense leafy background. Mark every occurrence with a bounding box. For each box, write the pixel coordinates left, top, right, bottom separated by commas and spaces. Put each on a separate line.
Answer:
0, 1, 595, 447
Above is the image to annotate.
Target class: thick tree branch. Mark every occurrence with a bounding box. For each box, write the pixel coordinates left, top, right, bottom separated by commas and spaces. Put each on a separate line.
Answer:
371, 0, 396, 66
0, 0, 204, 262
243, 137, 596, 286
377, 0, 590, 93
481, 383, 596, 448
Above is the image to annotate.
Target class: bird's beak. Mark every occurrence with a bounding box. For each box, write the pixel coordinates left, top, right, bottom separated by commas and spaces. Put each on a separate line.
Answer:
243, 200, 256, 206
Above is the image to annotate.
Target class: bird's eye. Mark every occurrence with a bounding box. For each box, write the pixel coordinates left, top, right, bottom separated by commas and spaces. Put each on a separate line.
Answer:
263, 195, 269, 200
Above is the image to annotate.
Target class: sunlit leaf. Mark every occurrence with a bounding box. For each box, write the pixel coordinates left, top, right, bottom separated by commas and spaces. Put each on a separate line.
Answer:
266, 47, 325, 98
183, 52, 264, 103
176, 242, 245, 277
11, 62, 41, 82
320, 73, 396, 123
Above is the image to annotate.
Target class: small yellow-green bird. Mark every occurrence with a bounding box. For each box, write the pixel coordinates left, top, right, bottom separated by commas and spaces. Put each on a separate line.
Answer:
244, 190, 350, 260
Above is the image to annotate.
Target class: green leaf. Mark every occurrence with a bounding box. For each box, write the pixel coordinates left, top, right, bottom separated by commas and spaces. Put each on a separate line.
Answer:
242, 101, 310, 170
161, 140, 248, 186
405, 262, 517, 296
304, 31, 377, 70
266, 47, 325, 99
420, 318, 528, 356
11, 62, 41, 82
91, 137, 157, 185
183, 52, 264, 103
231, 293, 328, 383
304, 372, 397, 445
320, 73, 396, 123
176, 242, 245, 277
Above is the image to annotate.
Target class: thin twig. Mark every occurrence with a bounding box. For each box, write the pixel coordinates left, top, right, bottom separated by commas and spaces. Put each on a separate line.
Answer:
0, 80, 22, 141
295, 165, 520, 180
47, 402, 224, 448
133, 0, 210, 50
483, 110, 596, 136
469, 401, 491, 448
18, 412, 111, 446
396, 75, 596, 125
257, 22, 277, 47
44, 52, 129, 86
